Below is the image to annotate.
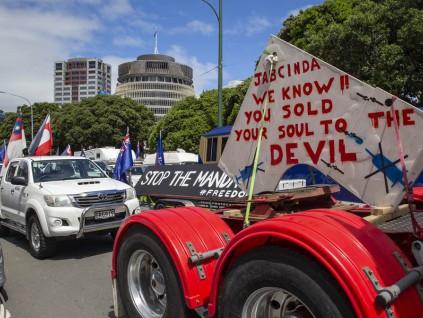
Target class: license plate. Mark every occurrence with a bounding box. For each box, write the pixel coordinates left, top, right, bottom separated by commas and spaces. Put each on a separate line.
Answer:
94, 209, 115, 220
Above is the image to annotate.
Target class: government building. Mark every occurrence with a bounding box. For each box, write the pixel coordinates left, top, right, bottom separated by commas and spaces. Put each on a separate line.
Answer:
115, 54, 195, 121
54, 58, 112, 105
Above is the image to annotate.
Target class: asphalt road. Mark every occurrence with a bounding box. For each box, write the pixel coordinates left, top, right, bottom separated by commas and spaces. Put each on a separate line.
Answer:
0, 231, 116, 318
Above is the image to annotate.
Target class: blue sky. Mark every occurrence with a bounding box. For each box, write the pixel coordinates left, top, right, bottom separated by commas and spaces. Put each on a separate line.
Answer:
0, 0, 325, 113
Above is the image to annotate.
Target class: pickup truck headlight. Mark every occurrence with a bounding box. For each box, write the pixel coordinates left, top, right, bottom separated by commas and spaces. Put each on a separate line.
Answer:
125, 188, 136, 200
44, 195, 73, 207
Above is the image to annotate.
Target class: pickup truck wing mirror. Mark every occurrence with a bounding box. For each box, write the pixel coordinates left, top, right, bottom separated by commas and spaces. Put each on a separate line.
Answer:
11, 175, 28, 186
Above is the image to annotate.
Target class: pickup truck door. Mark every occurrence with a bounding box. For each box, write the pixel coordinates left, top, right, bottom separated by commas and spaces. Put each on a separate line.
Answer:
1, 161, 20, 221
0, 160, 29, 224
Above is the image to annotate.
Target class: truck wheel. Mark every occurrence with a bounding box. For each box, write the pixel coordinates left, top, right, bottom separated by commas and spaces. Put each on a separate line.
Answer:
155, 202, 167, 210
117, 228, 191, 318
28, 215, 57, 259
218, 246, 356, 318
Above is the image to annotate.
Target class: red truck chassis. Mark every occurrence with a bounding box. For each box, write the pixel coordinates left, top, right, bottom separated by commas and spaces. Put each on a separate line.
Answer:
112, 185, 423, 318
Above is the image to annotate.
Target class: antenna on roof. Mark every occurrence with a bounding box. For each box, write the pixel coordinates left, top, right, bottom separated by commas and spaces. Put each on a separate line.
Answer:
154, 26, 159, 54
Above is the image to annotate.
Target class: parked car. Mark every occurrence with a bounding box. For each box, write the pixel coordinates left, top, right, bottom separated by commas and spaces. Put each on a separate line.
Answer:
127, 165, 148, 187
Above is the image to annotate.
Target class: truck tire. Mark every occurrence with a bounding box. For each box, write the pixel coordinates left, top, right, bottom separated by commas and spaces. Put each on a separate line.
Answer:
218, 246, 356, 318
117, 228, 191, 318
155, 202, 167, 210
28, 215, 57, 259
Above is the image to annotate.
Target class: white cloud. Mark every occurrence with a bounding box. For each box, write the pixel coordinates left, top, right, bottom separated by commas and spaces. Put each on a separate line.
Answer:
187, 20, 214, 35
168, 20, 215, 36
99, 0, 133, 20
281, 6, 313, 24
0, 6, 102, 112
165, 45, 228, 96
113, 36, 144, 47
224, 14, 272, 37
245, 15, 272, 36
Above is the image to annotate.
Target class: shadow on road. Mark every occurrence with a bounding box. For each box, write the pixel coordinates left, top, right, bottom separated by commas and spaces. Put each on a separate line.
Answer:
1, 231, 114, 260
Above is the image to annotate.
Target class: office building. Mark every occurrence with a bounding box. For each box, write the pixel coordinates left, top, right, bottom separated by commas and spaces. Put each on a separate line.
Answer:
115, 54, 195, 121
54, 58, 111, 104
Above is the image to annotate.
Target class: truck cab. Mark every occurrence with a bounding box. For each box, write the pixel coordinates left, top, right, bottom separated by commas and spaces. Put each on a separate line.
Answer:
0, 156, 141, 259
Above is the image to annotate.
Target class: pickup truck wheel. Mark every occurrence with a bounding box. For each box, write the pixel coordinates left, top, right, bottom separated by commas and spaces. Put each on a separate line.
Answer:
28, 216, 57, 259
218, 246, 356, 318
117, 229, 191, 318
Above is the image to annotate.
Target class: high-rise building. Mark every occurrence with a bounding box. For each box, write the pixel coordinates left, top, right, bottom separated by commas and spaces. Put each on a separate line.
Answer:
54, 58, 111, 105
115, 54, 195, 121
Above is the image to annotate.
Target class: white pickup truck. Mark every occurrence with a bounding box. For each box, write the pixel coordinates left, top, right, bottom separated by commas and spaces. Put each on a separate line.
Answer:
0, 156, 140, 259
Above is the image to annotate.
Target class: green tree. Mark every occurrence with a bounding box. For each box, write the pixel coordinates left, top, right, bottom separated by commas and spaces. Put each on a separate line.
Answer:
0, 96, 155, 155
0, 102, 60, 152
149, 79, 252, 154
54, 95, 155, 152
278, 0, 423, 106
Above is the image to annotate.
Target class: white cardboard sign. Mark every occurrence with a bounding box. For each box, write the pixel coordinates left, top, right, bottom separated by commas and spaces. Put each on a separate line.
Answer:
219, 35, 423, 207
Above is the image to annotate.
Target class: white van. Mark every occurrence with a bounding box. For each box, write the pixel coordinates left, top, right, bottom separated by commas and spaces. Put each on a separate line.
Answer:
74, 147, 136, 164
143, 149, 198, 165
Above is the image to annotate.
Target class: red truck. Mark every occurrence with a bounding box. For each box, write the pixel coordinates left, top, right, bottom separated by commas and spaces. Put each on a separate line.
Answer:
111, 35, 423, 318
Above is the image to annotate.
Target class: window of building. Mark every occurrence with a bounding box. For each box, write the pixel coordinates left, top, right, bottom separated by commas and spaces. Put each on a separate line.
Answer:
89, 61, 96, 68
146, 61, 168, 69
55, 63, 63, 71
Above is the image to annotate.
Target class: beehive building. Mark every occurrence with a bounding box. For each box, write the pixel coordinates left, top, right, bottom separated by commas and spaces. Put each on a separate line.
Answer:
115, 54, 195, 121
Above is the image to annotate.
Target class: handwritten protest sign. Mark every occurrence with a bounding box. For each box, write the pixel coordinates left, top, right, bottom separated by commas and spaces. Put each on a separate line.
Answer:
219, 35, 423, 207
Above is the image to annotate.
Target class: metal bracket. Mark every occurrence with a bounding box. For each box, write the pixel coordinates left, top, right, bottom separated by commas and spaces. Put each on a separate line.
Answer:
221, 232, 230, 243
393, 251, 423, 304
186, 242, 206, 280
363, 267, 395, 318
412, 240, 423, 266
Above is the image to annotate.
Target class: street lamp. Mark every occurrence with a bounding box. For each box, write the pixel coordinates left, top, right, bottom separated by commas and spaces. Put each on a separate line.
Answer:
0, 91, 33, 140
202, 0, 223, 127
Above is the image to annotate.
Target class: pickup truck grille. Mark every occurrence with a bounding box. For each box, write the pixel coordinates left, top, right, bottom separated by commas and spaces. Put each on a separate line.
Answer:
72, 191, 125, 208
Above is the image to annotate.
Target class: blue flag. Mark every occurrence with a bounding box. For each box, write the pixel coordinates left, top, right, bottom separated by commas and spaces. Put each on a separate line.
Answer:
0, 140, 6, 162
113, 130, 134, 183
155, 131, 165, 165
136, 141, 141, 159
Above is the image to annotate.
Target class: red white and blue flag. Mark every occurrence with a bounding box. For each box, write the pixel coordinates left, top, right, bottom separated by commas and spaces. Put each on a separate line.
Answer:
3, 114, 27, 167
113, 129, 134, 183
61, 144, 72, 156
29, 114, 53, 156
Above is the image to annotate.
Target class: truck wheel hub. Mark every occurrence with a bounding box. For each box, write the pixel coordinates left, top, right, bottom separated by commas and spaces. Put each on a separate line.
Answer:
242, 287, 315, 318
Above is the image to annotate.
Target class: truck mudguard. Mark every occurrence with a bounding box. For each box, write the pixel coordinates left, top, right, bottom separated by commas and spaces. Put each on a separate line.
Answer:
111, 206, 234, 309
207, 209, 423, 318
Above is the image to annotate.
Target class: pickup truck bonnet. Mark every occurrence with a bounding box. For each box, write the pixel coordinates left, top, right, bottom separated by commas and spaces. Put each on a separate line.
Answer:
219, 35, 423, 208
38, 178, 129, 195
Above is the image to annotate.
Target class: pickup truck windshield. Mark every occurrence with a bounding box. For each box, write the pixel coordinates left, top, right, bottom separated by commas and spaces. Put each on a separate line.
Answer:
32, 159, 107, 182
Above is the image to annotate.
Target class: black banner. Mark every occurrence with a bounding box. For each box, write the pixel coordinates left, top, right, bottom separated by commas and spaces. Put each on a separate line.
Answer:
135, 164, 246, 202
